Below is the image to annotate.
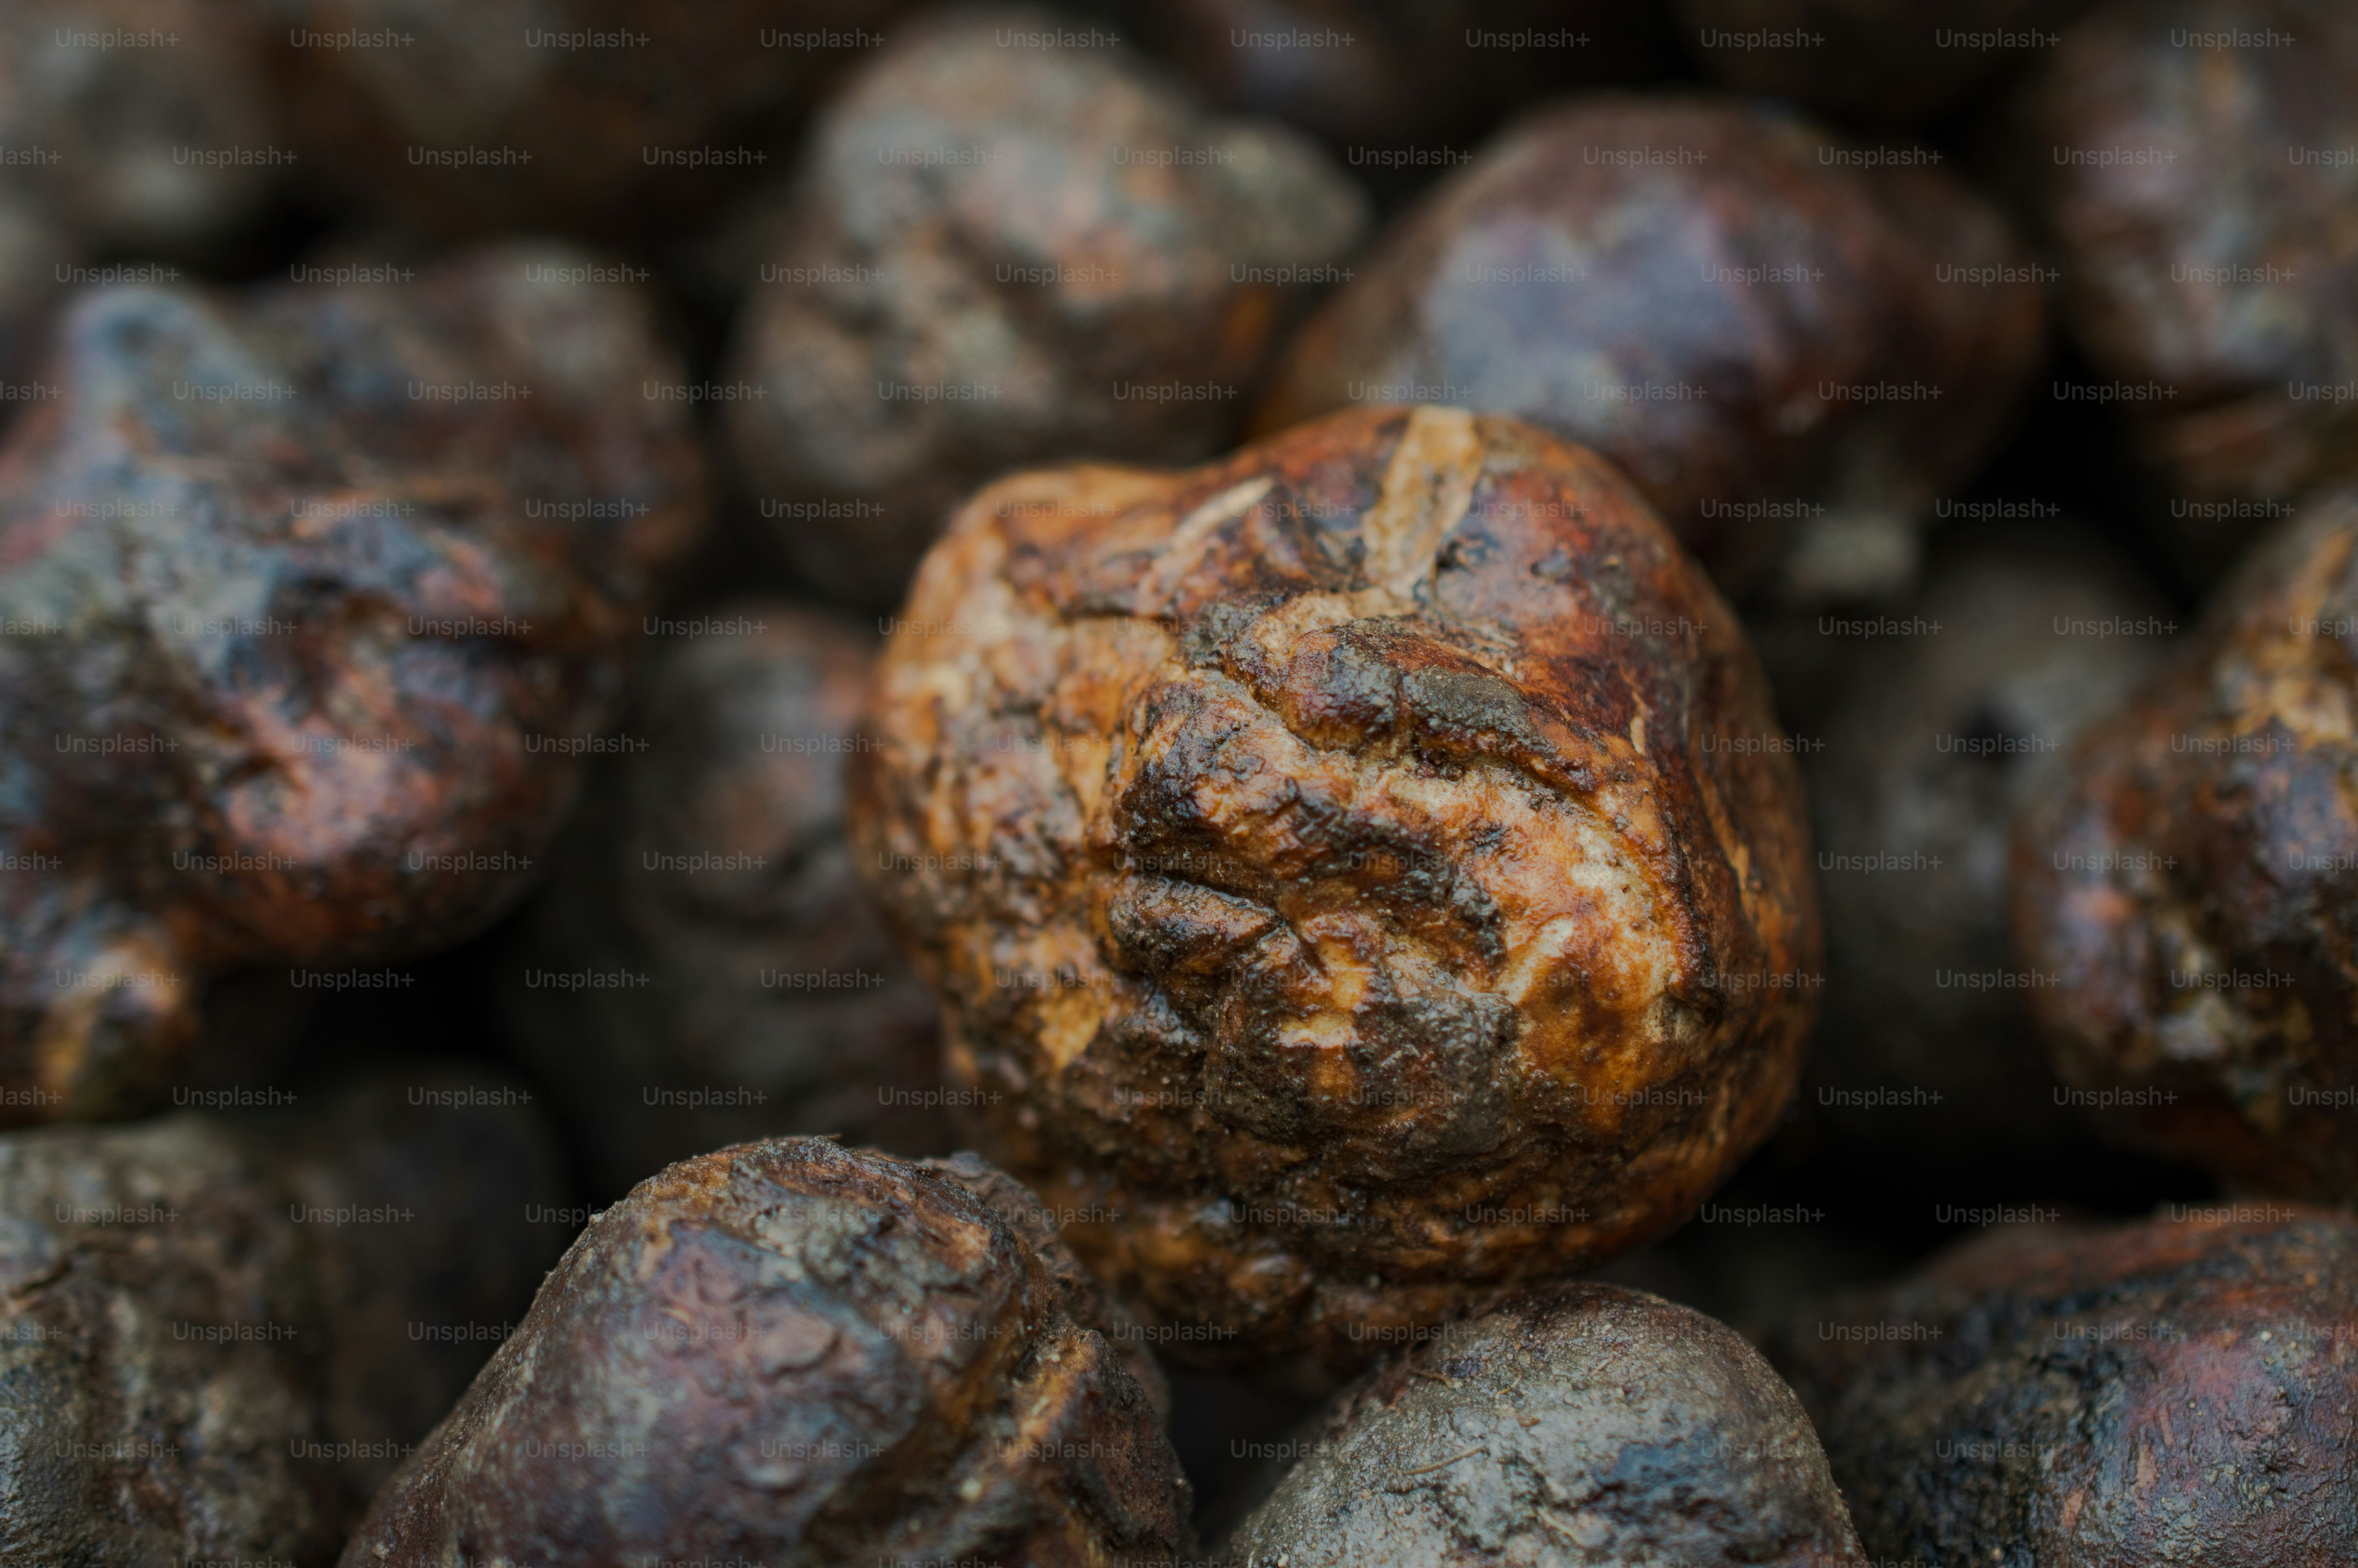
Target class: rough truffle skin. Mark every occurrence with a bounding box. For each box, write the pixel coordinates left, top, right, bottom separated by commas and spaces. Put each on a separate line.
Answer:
723, 6, 1367, 606
1767, 1210, 2358, 1567
1251, 96, 2045, 590
849, 405, 1822, 1373
1223, 1282, 1865, 1568
2011, 497, 2358, 1198
0, 1066, 570, 1567
502, 605, 950, 1197
0, 243, 704, 1125
1806, 527, 2168, 1156
2030, 0, 2358, 553
1676, 0, 2091, 128
337, 1139, 1192, 1568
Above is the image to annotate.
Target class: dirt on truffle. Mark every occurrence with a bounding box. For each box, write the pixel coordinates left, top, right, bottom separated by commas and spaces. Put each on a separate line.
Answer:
1767, 1209, 2358, 1567
1223, 1281, 1865, 1568
337, 1139, 1192, 1568
2012, 494, 2358, 1198
851, 404, 1822, 1375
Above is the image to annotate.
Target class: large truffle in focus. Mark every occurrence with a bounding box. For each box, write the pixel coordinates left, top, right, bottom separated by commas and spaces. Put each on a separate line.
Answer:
0, 244, 705, 1125
502, 605, 949, 1198
2012, 496, 2358, 1198
0, 1065, 570, 1565
338, 1139, 1192, 1568
1252, 96, 2046, 597
851, 406, 1822, 1373
1805, 525, 2172, 1156
2028, 0, 2358, 563
723, 6, 1367, 605
1767, 1208, 2358, 1566
1225, 1283, 1865, 1568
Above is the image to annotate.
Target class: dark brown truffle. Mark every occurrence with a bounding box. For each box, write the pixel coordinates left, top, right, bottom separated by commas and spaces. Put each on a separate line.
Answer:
501, 604, 950, 1197
338, 1139, 1192, 1568
1806, 525, 2172, 1156
1224, 1282, 1865, 1568
1252, 95, 2046, 596
1767, 1208, 2358, 1566
0, 1064, 570, 1565
2028, 0, 2358, 562
1676, 0, 2092, 128
2011, 495, 2358, 1198
850, 405, 1822, 1373
0, 244, 705, 1125
722, 6, 1367, 605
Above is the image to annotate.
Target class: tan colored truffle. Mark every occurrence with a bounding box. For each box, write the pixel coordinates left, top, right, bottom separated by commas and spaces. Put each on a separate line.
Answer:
851, 405, 1822, 1372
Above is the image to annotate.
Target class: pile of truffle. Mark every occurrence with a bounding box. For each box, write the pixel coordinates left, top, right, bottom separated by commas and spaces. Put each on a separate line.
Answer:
2, 1, 2354, 1565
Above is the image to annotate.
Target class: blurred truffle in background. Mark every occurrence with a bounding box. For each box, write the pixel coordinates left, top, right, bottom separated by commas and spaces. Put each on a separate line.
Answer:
0, 1065, 569, 1564
852, 406, 1821, 1374
2013, 494, 2358, 1200
0, 243, 704, 1124
2025, 0, 2358, 571
501, 605, 949, 1201
341, 1140, 1192, 1568
1252, 95, 2047, 601
722, 6, 1367, 605
1769, 1208, 2358, 1566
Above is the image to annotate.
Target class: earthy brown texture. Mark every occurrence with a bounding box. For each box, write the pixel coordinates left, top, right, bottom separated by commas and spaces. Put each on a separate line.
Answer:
0, 0, 282, 256
1768, 1208, 2358, 1566
0, 243, 705, 1126
1677, 0, 2091, 127
0, 1064, 570, 1567
339, 1139, 1192, 1568
1253, 95, 2047, 597
1111, 0, 1674, 149
265, 0, 916, 238
501, 604, 950, 1198
2030, 0, 2358, 564
851, 405, 1823, 1373
1807, 525, 2171, 1155
723, 6, 1367, 605
2012, 496, 2358, 1198
1224, 1282, 1865, 1568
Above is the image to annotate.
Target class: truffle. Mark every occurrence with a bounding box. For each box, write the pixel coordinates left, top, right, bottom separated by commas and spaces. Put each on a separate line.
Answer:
851, 404, 1822, 1372
501, 604, 950, 1197
0, 243, 705, 1125
2011, 495, 2358, 1198
723, 6, 1367, 605
1223, 1282, 1866, 1568
1252, 95, 2046, 596
1767, 1208, 2358, 1566
338, 1139, 1192, 1568
2028, 0, 2358, 562
0, 1065, 570, 1564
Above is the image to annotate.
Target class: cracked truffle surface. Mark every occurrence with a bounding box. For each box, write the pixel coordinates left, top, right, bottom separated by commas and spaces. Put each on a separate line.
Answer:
1223, 1282, 1864, 1568
1768, 1210, 2358, 1567
851, 405, 1821, 1371
2012, 496, 2358, 1198
338, 1140, 1191, 1568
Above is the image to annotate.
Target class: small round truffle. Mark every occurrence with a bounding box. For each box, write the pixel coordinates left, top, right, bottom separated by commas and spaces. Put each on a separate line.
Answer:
337, 1139, 1192, 1568
1224, 1282, 1866, 1568
723, 6, 1367, 605
2011, 495, 2358, 1198
0, 1066, 570, 1565
1767, 1208, 2358, 1566
1252, 95, 2046, 595
2028, 0, 2358, 559
0, 243, 705, 1122
502, 605, 950, 1196
1805, 525, 2171, 1155
850, 405, 1823, 1372
1675, 0, 2089, 128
